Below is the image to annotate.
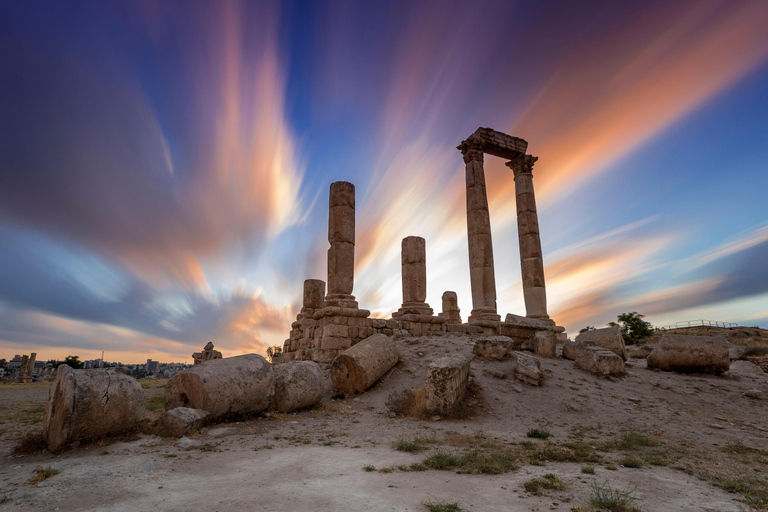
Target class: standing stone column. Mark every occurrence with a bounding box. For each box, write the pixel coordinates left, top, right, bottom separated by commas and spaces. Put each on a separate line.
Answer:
439, 291, 462, 324
458, 137, 499, 322
506, 154, 549, 320
302, 279, 325, 312
393, 236, 433, 317
325, 181, 358, 308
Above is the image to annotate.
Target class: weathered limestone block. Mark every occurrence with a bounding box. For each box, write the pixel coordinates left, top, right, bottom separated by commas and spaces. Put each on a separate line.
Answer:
575, 347, 625, 376
439, 291, 462, 324
270, 361, 324, 413
43, 366, 146, 451
155, 407, 209, 438
513, 351, 542, 386
729, 360, 764, 375
303, 279, 325, 310
331, 334, 400, 394
473, 336, 515, 360
425, 354, 472, 415
534, 330, 557, 358
165, 354, 274, 419
562, 341, 594, 361
575, 326, 627, 361
647, 334, 729, 374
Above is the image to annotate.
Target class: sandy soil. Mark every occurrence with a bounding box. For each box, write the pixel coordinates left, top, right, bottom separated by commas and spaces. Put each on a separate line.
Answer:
2, 332, 767, 511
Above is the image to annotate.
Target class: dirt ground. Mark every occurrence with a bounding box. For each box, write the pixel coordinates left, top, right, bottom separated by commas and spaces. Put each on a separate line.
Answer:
2, 331, 767, 512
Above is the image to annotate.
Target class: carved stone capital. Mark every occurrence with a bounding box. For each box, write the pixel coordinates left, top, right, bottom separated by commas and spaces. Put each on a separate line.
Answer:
457, 136, 484, 164
506, 154, 538, 176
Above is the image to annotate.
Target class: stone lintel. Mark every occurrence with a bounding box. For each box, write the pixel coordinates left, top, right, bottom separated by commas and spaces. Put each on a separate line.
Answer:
460, 127, 528, 161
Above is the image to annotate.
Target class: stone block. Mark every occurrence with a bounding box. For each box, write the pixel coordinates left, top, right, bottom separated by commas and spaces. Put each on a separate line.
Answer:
328, 205, 355, 244
155, 407, 209, 438
562, 341, 594, 361
320, 336, 352, 351
534, 330, 557, 358
473, 336, 514, 360
647, 334, 729, 374
425, 354, 472, 415
513, 351, 542, 385
575, 347, 624, 376
575, 326, 627, 360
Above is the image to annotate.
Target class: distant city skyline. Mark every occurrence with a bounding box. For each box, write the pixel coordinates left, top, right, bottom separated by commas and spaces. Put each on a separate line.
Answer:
1, 0, 767, 363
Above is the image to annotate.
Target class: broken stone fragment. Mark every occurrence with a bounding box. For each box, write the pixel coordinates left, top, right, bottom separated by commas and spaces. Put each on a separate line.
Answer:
330, 334, 400, 394
513, 351, 542, 386
270, 361, 324, 413
533, 330, 557, 358
744, 389, 764, 399
574, 347, 625, 376
575, 326, 628, 361
425, 353, 472, 415
165, 354, 274, 420
155, 407, 210, 438
472, 336, 514, 360
43, 365, 146, 451
647, 334, 729, 374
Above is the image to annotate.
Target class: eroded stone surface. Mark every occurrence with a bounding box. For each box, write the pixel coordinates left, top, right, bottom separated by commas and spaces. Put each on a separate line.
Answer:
513, 351, 542, 385
533, 330, 557, 358
270, 361, 324, 413
473, 336, 515, 360
165, 354, 274, 419
575, 326, 628, 361
439, 291, 462, 324
44, 366, 146, 451
647, 334, 729, 374
155, 407, 209, 438
425, 353, 472, 415
331, 334, 400, 394
575, 347, 625, 376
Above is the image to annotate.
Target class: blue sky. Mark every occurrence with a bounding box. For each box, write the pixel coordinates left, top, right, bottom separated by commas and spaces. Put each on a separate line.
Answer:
1, 0, 767, 363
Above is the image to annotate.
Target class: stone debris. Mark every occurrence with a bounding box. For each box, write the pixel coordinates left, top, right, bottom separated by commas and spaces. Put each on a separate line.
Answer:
43, 365, 146, 451
155, 407, 210, 438
439, 291, 462, 324
744, 389, 764, 399
575, 326, 628, 360
513, 351, 542, 386
331, 334, 400, 394
270, 361, 324, 413
192, 342, 222, 365
472, 336, 515, 360
728, 360, 764, 375
647, 334, 730, 374
165, 354, 274, 420
574, 346, 625, 377
425, 353, 472, 415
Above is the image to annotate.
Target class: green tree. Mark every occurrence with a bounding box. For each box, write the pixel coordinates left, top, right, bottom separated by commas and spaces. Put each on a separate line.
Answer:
266, 345, 283, 362
608, 312, 654, 345
0, 358, 6, 367
56, 355, 83, 369
579, 326, 596, 334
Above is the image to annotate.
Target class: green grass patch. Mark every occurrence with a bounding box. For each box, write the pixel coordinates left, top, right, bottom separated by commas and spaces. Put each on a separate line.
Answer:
714, 475, 768, 509
582, 465, 596, 474
393, 436, 424, 453
145, 395, 165, 412
523, 473, 568, 495
527, 428, 552, 439
11, 402, 46, 425
642, 451, 672, 466
611, 432, 660, 451
362, 465, 376, 472
580, 481, 641, 512
619, 456, 643, 468
422, 499, 464, 512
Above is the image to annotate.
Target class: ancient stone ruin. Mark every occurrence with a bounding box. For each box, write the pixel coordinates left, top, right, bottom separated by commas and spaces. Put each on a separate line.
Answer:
192, 342, 222, 365
16, 352, 36, 383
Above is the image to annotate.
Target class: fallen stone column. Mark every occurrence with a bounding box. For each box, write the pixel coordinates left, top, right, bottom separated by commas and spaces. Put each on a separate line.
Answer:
575, 326, 627, 360
165, 354, 274, 419
270, 361, 324, 413
647, 334, 729, 374
425, 354, 472, 415
575, 347, 625, 376
43, 366, 146, 451
331, 333, 400, 394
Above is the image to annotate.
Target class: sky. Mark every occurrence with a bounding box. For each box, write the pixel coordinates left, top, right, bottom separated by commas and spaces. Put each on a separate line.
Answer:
1, 0, 767, 364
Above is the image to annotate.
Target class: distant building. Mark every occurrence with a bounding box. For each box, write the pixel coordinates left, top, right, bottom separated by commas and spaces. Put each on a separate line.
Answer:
146, 359, 159, 374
